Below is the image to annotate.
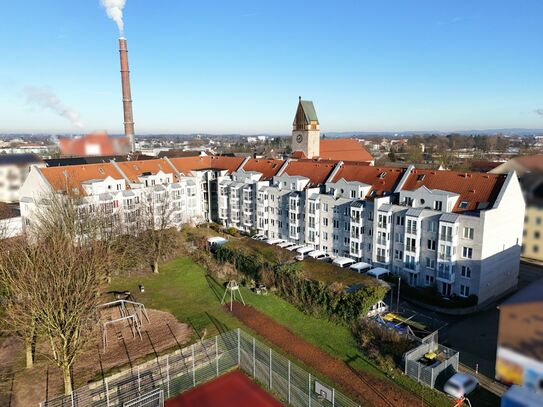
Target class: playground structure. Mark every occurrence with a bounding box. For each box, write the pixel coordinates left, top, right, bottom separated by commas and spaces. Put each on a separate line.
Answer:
221, 280, 245, 311
98, 298, 151, 351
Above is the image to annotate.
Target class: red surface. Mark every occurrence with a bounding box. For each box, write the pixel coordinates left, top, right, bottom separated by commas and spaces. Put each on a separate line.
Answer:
165, 370, 284, 407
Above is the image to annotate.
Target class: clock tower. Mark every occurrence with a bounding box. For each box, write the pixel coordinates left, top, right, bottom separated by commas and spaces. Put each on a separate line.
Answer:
291, 97, 320, 158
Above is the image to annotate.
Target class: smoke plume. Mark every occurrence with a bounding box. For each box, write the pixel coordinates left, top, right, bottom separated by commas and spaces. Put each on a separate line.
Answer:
100, 0, 127, 35
24, 86, 84, 129
536, 108, 543, 117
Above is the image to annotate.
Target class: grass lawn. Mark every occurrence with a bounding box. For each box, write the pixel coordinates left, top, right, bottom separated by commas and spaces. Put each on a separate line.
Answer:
111, 254, 456, 407
110, 256, 243, 338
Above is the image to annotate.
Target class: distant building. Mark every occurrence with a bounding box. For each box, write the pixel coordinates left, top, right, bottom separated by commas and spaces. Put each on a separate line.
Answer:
491, 155, 543, 262
290, 97, 374, 164
496, 278, 543, 397
0, 153, 45, 203
58, 131, 131, 157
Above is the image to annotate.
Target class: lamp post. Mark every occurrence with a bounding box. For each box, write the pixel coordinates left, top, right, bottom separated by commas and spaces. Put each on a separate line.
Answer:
397, 276, 401, 311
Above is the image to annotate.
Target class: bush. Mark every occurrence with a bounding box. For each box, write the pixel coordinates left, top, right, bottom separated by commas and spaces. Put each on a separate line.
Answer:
212, 245, 387, 323
351, 318, 416, 370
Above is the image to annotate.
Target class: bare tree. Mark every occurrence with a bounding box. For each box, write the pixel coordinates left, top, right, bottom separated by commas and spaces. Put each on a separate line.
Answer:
0, 193, 119, 395
137, 186, 176, 274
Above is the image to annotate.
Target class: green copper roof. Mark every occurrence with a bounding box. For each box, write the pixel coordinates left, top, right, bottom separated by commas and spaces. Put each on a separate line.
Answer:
300, 100, 319, 123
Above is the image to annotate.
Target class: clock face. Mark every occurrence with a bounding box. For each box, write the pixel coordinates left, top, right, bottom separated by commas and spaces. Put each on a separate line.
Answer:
296, 134, 303, 143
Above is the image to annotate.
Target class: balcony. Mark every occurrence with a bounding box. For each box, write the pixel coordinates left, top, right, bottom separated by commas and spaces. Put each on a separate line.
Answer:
438, 252, 452, 261
376, 255, 387, 263
437, 270, 455, 283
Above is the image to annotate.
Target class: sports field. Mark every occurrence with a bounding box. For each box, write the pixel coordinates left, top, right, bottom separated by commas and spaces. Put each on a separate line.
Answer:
165, 370, 283, 407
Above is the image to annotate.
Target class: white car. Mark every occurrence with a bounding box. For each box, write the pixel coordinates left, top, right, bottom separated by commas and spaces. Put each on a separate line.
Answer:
444, 373, 478, 399
295, 254, 305, 261
276, 241, 294, 248
286, 244, 303, 251
307, 250, 332, 262
251, 234, 266, 240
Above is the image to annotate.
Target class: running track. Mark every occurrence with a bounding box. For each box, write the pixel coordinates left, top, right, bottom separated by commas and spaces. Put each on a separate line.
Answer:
165, 370, 284, 407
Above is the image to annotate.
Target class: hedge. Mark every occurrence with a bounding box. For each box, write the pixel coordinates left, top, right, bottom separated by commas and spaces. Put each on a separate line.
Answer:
213, 244, 387, 322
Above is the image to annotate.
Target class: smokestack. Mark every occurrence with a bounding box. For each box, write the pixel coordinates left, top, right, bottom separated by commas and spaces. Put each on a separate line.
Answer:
119, 37, 135, 152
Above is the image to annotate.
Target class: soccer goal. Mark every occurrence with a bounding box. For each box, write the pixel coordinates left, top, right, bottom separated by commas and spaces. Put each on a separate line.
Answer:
123, 388, 164, 407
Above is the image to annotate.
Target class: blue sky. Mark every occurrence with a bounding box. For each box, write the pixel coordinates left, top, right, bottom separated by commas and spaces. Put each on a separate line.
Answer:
1, 0, 543, 134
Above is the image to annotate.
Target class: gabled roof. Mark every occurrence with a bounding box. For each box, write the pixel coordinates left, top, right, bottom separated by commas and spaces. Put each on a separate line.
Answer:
39, 163, 124, 196
115, 159, 176, 183
282, 160, 336, 187
293, 99, 319, 125
402, 168, 507, 213
331, 163, 405, 198
319, 139, 373, 162
241, 159, 284, 180
169, 156, 245, 175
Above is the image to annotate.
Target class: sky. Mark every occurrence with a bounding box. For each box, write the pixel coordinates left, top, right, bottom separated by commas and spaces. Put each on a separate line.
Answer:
1, 0, 543, 135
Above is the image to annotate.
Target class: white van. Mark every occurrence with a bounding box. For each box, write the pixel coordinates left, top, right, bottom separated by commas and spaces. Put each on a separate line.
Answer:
307, 250, 332, 262
349, 262, 372, 273
333, 257, 356, 268
367, 267, 390, 279
295, 246, 314, 261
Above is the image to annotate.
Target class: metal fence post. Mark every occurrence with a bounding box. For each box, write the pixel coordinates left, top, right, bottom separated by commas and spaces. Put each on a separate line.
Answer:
215, 335, 219, 377
332, 388, 335, 407
308, 373, 312, 407
105, 378, 110, 407
237, 328, 241, 365
138, 366, 141, 394
71, 391, 75, 407
166, 355, 170, 398
252, 337, 256, 378
192, 344, 196, 387
288, 360, 291, 405
269, 348, 273, 389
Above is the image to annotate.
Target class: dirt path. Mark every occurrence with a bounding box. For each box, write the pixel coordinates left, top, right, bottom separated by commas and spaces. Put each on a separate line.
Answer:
229, 302, 421, 407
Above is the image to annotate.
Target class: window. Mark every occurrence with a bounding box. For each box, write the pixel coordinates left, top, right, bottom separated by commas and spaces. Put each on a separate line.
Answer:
417, 174, 426, 181
459, 201, 469, 209
323, 218, 328, 227
434, 201, 443, 211
379, 172, 387, 179
427, 221, 437, 233
351, 190, 357, 198
394, 250, 403, 260
463, 227, 474, 239
462, 247, 473, 259
535, 231, 540, 239
426, 257, 435, 269
427, 239, 436, 251
396, 216, 405, 226
460, 284, 470, 297
322, 203, 328, 212
425, 275, 434, 285
461, 266, 472, 278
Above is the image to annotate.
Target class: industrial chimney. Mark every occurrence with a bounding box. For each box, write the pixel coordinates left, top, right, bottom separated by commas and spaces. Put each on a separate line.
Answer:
119, 37, 135, 152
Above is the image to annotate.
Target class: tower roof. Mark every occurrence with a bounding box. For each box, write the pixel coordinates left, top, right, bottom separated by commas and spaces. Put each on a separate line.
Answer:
293, 98, 319, 125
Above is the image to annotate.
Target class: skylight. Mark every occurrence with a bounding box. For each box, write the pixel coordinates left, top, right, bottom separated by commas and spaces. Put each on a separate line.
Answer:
459, 201, 469, 209
417, 174, 425, 181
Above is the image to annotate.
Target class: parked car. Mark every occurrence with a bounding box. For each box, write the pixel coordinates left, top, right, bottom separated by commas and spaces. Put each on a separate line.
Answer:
265, 238, 284, 245
307, 250, 331, 262
349, 262, 372, 273
332, 257, 356, 268
286, 244, 303, 252
251, 234, 266, 240
295, 254, 305, 261
444, 373, 478, 399
276, 241, 294, 249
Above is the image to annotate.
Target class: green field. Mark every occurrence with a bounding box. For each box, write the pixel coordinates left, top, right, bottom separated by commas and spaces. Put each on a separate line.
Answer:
110, 254, 458, 407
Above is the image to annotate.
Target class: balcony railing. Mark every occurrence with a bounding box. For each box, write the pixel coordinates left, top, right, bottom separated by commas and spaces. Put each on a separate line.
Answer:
437, 270, 455, 283
440, 234, 453, 242
438, 253, 452, 261
406, 245, 416, 252
377, 237, 387, 245
376, 255, 387, 263
406, 227, 417, 234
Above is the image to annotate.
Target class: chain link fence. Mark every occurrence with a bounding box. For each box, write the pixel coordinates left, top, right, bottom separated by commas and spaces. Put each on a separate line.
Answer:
41, 329, 360, 407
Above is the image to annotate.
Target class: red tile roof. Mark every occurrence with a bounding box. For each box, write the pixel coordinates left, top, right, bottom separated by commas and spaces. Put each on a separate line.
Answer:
291, 151, 306, 159
169, 156, 245, 176
39, 163, 123, 196
319, 138, 373, 162
282, 160, 337, 186
242, 159, 284, 180
115, 159, 177, 183
402, 169, 507, 212
332, 163, 406, 197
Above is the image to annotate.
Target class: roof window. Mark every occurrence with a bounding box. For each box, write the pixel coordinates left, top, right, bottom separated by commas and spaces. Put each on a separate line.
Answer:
459, 201, 469, 209
98, 168, 105, 175
379, 172, 387, 179
417, 174, 425, 181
